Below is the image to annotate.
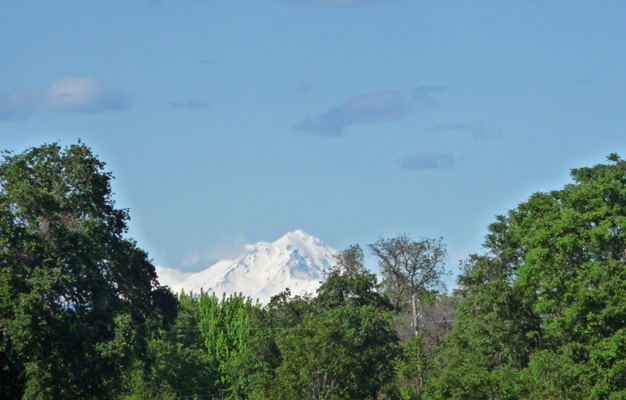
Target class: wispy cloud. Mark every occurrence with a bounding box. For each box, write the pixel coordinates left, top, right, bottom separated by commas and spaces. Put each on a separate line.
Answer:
411, 85, 447, 107
431, 123, 485, 136
169, 100, 209, 109
294, 91, 410, 136
0, 77, 130, 120
181, 234, 249, 268
399, 152, 455, 171
205, 234, 249, 261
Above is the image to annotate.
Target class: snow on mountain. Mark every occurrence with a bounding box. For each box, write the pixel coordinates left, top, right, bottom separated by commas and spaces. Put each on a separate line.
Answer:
156, 230, 337, 304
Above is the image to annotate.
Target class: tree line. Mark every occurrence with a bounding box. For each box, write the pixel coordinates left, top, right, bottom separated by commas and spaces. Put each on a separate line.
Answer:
2, 142, 626, 399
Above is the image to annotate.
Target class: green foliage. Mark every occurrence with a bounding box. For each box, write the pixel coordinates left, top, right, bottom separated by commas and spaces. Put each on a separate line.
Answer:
243, 290, 314, 399
122, 292, 219, 400
19, 141, 626, 399
265, 270, 399, 400
199, 293, 261, 399
315, 268, 393, 312
426, 155, 626, 399
0, 143, 176, 399
394, 336, 426, 400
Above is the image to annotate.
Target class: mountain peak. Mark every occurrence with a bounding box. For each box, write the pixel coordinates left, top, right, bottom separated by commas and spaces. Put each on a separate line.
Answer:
156, 231, 337, 304
277, 229, 314, 241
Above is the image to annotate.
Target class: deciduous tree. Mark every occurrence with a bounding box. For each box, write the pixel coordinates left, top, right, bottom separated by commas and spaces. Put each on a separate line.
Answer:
0, 143, 176, 399
333, 244, 365, 276
370, 234, 447, 313
268, 270, 399, 400
426, 154, 626, 399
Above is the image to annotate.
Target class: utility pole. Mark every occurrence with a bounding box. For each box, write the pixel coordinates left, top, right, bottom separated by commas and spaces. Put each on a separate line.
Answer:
412, 294, 423, 391
412, 294, 419, 337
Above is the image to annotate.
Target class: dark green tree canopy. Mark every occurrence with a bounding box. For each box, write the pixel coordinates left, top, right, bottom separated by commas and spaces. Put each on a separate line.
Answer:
427, 155, 626, 399
0, 142, 176, 399
266, 270, 399, 400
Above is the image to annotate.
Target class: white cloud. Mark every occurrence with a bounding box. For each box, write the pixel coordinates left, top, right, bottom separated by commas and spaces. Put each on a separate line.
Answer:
0, 77, 130, 120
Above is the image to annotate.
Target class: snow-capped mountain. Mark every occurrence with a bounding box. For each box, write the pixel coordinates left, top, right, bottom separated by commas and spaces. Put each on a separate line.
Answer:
156, 230, 337, 304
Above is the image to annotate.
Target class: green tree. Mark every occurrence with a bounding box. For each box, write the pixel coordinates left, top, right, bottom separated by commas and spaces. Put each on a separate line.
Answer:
425, 253, 532, 399
370, 235, 447, 313
267, 270, 399, 400
122, 292, 219, 400
394, 336, 426, 400
0, 142, 176, 399
198, 293, 261, 399
426, 154, 626, 399
387, 294, 457, 400
244, 290, 315, 400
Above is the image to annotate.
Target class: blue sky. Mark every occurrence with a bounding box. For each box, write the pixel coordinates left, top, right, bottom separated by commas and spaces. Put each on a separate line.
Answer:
2, 1, 626, 280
